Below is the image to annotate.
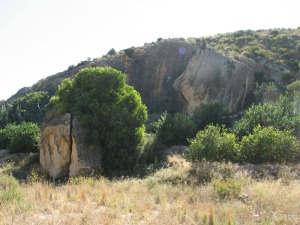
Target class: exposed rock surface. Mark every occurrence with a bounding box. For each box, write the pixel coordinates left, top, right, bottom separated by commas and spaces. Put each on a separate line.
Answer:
69, 116, 102, 177
8, 40, 196, 110
8, 39, 256, 114
173, 48, 255, 113
40, 114, 102, 179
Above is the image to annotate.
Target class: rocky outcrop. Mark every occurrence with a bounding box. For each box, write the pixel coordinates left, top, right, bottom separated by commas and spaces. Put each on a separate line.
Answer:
69, 116, 102, 177
40, 114, 102, 179
9, 39, 256, 114
8, 40, 196, 111
173, 48, 255, 113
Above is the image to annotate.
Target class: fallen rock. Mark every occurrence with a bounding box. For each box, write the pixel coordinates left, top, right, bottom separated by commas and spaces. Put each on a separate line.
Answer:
40, 114, 102, 179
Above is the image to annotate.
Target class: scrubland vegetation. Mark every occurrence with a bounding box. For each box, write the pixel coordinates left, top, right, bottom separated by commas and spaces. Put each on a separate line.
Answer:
0, 155, 300, 225
1, 28, 300, 224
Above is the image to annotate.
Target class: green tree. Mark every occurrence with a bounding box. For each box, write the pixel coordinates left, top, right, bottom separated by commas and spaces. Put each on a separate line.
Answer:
8, 92, 50, 125
50, 67, 148, 173
153, 112, 197, 146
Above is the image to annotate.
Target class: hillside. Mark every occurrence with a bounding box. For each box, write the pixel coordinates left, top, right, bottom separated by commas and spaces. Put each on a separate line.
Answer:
1, 28, 300, 225
7, 28, 300, 115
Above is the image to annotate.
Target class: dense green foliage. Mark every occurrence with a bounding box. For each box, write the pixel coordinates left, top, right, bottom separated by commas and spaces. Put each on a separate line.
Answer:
233, 96, 298, 137
186, 123, 300, 164
0, 100, 8, 129
187, 125, 239, 162
124, 47, 135, 57
191, 102, 231, 130
50, 67, 148, 173
8, 92, 50, 125
240, 125, 299, 163
0, 122, 40, 153
153, 112, 197, 146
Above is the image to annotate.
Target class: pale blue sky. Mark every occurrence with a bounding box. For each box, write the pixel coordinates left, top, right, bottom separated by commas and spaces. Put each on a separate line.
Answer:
0, 0, 299, 100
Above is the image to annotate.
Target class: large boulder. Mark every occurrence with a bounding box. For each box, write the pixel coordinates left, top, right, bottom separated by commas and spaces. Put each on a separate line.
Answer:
40, 114, 102, 179
173, 48, 255, 113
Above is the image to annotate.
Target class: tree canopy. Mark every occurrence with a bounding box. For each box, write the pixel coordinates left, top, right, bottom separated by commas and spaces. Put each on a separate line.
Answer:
50, 67, 148, 173
8, 91, 50, 125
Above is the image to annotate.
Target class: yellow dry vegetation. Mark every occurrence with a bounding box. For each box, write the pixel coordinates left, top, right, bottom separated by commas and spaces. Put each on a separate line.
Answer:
0, 155, 300, 225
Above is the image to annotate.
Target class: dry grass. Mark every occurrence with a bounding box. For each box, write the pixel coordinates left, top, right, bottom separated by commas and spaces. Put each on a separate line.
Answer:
0, 155, 300, 225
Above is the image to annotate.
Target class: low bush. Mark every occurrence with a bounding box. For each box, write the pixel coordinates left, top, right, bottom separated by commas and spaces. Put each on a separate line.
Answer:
212, 178, 242, 199
191, 102, 231, 130
240, 125, 299, 163
233, 96, 298, 137
186, 125, 239, 162
188, 161, 238, 185
153, 112, 197, 146
137, 133, 165, 165
0, 122, 40, 153
124, 47, 135, 57
0, 174, 25, 206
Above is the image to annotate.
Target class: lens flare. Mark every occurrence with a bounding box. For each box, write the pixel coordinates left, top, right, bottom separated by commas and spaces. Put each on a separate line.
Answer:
178, 47, 186, 55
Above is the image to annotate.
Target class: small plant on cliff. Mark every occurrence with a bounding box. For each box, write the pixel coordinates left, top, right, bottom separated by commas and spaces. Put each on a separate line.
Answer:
124, 47, 135, 57
50, 67, 148, 174
107, 48, 116, 55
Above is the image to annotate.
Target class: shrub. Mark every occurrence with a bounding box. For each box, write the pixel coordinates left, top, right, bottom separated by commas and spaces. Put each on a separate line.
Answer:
107, 48, 116, 55
254, 82, 280, 103
153, 112, 197, 146
212, 178, 242, 199
191, 102, 231, 130
0, 128, 9, 149
233, 96, 298, 137
0, 100, 8, 129
124, 47, 135, 57
189, 161, 238, 184
50, 67, 148, 174
1, 122, 40, 153
240, 125, 299, 163
286, 80, 300, 98
186, 125, 239, 162
0, 174, 25, 206
136, 133, 165, 168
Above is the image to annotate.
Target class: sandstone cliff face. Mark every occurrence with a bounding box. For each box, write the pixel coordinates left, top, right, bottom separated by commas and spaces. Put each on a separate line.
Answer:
9, 40, 196, 110
174, 49, 255, 113
9, 39, 256, 114
40, 114, 102, 179
69, 116, 102, 177
123, 40, 196, 106
40, 114, 71, 179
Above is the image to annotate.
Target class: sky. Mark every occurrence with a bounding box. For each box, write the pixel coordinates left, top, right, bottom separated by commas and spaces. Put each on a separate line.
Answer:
0, 0, 299, 101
